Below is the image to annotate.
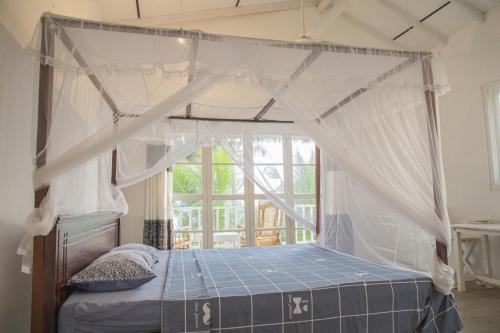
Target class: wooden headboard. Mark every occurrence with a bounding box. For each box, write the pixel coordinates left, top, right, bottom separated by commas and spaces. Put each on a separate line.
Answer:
31, 212, 120, 333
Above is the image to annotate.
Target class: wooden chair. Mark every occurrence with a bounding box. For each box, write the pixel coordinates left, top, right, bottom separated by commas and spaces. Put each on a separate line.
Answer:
256, 201, 282, 246
174, 226, 191, 249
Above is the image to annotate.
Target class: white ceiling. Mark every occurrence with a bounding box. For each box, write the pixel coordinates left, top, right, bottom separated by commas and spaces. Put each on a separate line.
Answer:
94, 0, 500, 50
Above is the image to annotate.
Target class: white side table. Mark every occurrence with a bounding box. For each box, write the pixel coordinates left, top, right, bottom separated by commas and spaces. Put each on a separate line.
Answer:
452, 223, 500, 292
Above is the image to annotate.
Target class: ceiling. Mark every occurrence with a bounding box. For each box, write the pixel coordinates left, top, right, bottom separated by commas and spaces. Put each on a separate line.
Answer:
94, 0, 500, 50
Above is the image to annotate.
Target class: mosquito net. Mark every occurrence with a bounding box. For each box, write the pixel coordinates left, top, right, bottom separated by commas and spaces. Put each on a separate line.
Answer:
18, 13, 453, 293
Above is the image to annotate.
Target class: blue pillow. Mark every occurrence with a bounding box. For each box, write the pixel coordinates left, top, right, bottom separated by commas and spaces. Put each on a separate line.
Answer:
111, 243, 160, 264
67, 250, 156, 292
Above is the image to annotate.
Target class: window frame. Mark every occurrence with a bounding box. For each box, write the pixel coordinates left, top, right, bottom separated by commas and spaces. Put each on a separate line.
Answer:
171, 133, 317, 248
482, 79, 500, 190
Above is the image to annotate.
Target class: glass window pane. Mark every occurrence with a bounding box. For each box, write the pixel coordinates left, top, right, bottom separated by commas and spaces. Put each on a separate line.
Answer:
294, 199, 316, 244
213, 200, 245, 232
179, 148, 202, 164
255, 200, 285, 246
172, 165, 202, 194
253, 136, 283, 164
172, 200, 203, 249
173, 200, 203, 231
293, 165, 315, 194
212, 140, 242, 163
212, 165, 244, 194
292, 137, 315, 164
294, 199, 316, 224
295, 228, 315, 244
254, 165, 284, 194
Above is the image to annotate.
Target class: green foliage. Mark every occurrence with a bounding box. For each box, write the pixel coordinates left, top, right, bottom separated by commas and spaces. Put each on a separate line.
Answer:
173, 165, 202, 194
212, 146, 234, 195
293, 150, 315, 194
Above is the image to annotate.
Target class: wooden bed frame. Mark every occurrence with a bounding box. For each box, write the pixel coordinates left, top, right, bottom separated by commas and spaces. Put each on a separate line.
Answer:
31, 213, 120, 333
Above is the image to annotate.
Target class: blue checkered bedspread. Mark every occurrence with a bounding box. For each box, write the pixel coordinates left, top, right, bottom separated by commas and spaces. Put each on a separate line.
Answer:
162, 244, 462, 333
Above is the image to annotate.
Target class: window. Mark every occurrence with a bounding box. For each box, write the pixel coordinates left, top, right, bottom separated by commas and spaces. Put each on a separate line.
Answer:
483, 80, 500, 189
292, 137, 316, 244
212, 141, 246, 248
172, 149, 203, 248
171, 134, 317, 248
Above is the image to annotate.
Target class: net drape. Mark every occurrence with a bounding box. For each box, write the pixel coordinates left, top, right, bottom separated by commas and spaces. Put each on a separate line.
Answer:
19, 13, 454, 293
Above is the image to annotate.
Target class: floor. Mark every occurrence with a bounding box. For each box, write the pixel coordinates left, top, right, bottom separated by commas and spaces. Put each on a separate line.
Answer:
454, 282, 500, 333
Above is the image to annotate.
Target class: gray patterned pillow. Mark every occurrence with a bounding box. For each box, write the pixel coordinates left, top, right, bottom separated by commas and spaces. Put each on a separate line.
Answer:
111, 243, 160, 264
68, 250, 156, 292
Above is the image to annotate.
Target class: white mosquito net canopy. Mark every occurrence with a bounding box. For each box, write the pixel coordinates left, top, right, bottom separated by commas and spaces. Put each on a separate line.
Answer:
18, 13, 454, 293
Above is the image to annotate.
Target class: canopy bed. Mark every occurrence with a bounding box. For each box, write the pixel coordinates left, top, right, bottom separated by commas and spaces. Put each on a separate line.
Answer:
20, 12, 462, 333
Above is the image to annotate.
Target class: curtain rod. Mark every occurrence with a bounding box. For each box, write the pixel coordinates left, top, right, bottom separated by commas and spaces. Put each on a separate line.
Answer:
47, 13, 432, 58
168, 116, 294, 124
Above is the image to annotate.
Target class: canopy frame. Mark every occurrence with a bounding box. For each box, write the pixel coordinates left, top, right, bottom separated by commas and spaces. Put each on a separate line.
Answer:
50, 14, 431, 58
35, 11, 448, 250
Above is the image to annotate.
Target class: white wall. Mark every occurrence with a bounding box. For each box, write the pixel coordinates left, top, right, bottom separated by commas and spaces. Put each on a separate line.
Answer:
435, 7, 500, 278
121, 181, 146, 244
0, 24, 36, 333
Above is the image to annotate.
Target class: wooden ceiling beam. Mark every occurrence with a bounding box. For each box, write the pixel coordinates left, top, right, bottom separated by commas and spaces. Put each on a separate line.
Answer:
306, 0, 348, 39
342, 12, 409, 50
375, 0, 448, 45
116, 0, 320, 27
451, 0, 486, 22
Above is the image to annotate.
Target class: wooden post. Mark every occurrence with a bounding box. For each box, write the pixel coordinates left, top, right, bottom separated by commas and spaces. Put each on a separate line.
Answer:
111, 149, 118, 186
31, 17, 57, 333
421, 57, 448, 264
315, 146, 321, 236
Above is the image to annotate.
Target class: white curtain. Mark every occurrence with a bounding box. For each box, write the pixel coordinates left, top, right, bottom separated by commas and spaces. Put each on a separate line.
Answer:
117, 119, 213, 188
20, 13, 454, 293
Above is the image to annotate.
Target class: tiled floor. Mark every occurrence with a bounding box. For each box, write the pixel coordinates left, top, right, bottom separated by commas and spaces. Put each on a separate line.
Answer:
454, 282, 500, 333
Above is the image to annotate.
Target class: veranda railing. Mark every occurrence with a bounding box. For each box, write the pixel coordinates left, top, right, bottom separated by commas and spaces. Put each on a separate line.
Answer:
173, 204, 316, 245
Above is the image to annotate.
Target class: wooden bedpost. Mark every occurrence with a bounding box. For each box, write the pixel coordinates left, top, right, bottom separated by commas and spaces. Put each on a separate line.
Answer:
421, 57, 448, 264
111, 149, 118, 186
315, 146, 321, 236
111, 148, 121, 246
31, 16, 58, 333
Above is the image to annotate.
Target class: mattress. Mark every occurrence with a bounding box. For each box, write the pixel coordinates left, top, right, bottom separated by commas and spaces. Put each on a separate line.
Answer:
162, 245, 462, 333
58, 251, 169, 333
59, 244, 462, 333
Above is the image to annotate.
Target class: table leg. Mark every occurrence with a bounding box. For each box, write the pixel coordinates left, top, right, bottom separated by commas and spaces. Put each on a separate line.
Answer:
482, 235, 492, 277
454, 230, 466, 292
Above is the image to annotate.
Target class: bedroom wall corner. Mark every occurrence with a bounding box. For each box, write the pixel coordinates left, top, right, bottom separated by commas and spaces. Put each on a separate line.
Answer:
0, 24, 35, 333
